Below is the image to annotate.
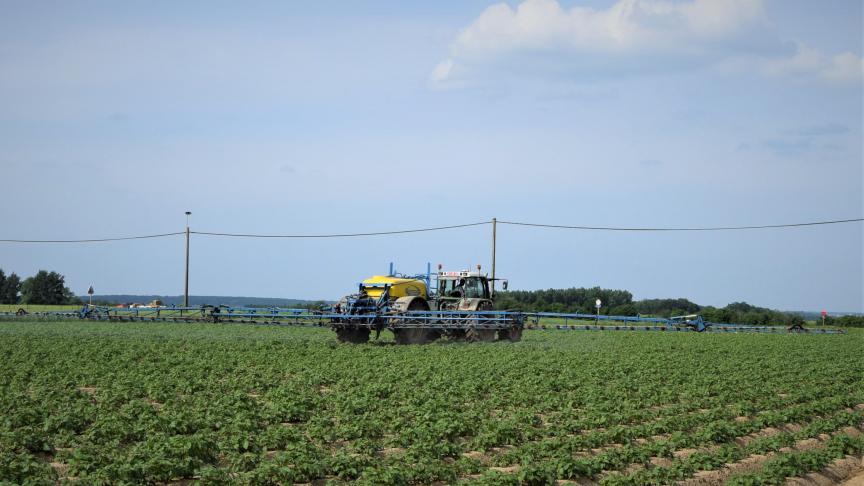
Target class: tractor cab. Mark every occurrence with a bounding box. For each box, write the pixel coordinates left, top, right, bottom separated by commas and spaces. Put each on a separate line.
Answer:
437, 269, 491, 300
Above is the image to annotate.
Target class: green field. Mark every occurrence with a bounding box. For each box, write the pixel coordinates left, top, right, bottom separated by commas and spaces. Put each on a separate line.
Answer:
0, 321, 862, 485
0, 304, 82, 314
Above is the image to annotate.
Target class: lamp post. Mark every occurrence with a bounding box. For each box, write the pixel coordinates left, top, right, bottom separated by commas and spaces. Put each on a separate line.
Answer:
595, 298, 602, 324
184, 211, 191, 307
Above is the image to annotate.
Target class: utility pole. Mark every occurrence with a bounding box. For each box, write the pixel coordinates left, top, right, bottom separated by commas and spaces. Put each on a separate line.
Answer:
491, 217, 497, 298
184, 211, 191, 307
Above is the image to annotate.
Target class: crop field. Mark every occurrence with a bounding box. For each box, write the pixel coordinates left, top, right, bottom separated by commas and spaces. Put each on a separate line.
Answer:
0, 321, 862, 485
0, 304, 82, 314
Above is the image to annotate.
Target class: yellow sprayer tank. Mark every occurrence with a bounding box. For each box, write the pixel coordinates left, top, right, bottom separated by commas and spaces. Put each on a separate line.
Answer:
361, 276, 427, 300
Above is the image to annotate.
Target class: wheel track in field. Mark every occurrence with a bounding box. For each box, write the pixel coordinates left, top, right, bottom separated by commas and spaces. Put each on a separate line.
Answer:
787, 454, 864, 485
501, 394, 856, 461
594, 404, 864, 483
458, 400, 863, 484
678, 425, 863, 485
605, 409, 864, 485
530, 380, 858, 439
482, 384, 859, 462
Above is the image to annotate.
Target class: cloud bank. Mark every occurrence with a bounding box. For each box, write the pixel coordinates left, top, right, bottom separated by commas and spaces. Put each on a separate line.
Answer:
432, 0, 863, 85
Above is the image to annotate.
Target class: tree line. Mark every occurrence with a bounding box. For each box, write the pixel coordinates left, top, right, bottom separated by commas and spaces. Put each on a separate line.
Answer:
494, 287, 864, 327
0, 269, 78, 305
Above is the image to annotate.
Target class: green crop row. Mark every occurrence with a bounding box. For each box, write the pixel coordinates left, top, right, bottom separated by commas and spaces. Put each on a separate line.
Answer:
0, 321, 860, 484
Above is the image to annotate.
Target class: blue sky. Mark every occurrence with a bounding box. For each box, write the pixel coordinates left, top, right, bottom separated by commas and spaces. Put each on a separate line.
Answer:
1, 0, 861, 312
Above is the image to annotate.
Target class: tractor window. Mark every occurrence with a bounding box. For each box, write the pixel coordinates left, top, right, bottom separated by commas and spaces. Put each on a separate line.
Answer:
439, 279, 457, 297
464, 278, 488, 299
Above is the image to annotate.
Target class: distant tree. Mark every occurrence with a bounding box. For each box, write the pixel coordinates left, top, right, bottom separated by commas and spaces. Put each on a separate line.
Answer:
786, 314, 806, 328
609, 303, 637, 316
633, 298, 701, 317
21, 270, 77, 305
0, 269, 22, 304
724, 301, 762, 313
826, 315, 864, 328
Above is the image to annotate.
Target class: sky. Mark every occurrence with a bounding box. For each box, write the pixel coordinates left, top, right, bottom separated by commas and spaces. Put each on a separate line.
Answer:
0, 0, 862, 312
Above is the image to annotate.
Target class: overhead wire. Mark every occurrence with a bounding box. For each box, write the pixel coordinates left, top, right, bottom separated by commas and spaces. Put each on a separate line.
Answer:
0, 218, 861, 243
190, 221, 491, 238
0, 232, 186, 243
497, 218, 864, 232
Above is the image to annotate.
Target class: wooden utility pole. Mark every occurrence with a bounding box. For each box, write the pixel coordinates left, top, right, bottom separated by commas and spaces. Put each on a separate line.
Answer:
184, 212, 191, 307
491, 217, 497, 298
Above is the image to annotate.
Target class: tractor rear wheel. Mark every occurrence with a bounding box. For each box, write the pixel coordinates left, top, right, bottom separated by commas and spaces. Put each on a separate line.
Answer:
464, 300, 497, 342
393, 328, 440, 344
392, 297, 438, 345
465, 328, 497, 342
335, 328, 370, 344
498, 327, 522, 342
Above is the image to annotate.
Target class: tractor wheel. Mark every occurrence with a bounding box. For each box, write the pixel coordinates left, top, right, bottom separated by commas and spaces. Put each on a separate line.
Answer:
336, 328, 370, 344
498, 327, 522, 342
393, 328, 438, 345
464, 300, 496, 342
448, 329, 468, 341
392, 296, 438, 345
465, 328, 497, 342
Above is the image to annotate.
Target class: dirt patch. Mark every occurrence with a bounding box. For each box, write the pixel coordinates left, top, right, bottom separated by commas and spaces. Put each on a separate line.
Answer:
376, 447, 405, 458
734, 426, 783, 447
77, 386, 97, 394
794, 438, 823, 451
673, 448, 701, 460
50, 462, 69, 479
488, 445, 515, 454
843, 468, 864, 485
680, 453, 772, 485
462, 450, 489, 463
144, 398, 164, 410
634, 434, 671, 445
788, 455, 864, 485
489, 465, 520, 474
555, 478, 598, 485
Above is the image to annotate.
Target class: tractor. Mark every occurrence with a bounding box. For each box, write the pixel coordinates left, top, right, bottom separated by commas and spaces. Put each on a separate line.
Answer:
331, 264, 521, 344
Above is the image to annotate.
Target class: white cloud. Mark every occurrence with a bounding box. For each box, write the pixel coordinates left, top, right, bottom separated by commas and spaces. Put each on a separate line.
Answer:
433, 0, 862, 85
823, 52, 864, 82
761, 46, 864, 82
431, 59, 453, 83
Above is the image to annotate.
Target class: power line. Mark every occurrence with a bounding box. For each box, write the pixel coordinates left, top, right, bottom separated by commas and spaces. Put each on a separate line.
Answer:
498, 218, 864, 232
191, 221, 490, 238
1, 217, 861, 243
0, 232, 185, 243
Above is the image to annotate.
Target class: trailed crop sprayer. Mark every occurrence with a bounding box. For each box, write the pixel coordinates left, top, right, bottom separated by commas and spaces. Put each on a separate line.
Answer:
0, 263, 846, 340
